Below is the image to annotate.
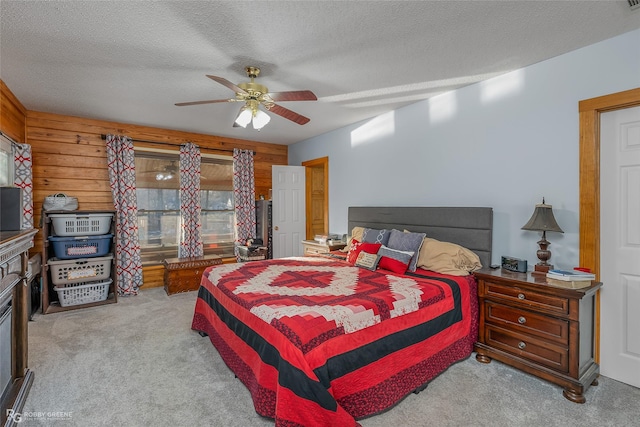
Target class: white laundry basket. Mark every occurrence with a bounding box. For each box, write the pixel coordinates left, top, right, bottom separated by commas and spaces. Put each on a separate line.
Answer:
49, 213, 113, 236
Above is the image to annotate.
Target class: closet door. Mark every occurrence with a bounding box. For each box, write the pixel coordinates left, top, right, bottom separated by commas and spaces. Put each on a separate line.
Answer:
271, 166, 305, 258
600, 106, 640, 388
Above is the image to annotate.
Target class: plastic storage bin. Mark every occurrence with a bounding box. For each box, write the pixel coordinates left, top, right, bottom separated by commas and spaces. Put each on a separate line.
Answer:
49, 213, 113, 236
48, 255, 113, 285
48, 234, 112, 259
54, 279, 111, 307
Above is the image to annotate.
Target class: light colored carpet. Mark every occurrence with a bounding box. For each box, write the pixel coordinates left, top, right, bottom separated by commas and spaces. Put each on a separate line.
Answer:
22, 287, 640, 427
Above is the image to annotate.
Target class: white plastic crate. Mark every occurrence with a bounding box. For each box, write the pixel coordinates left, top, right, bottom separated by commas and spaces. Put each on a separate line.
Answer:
49, 213, 113, 236
54, 279, 111, 307
48, 255, 113, 285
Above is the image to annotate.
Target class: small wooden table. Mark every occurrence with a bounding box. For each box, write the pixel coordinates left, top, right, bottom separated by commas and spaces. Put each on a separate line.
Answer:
301, 240, 347, 256
163, 254, 222, 295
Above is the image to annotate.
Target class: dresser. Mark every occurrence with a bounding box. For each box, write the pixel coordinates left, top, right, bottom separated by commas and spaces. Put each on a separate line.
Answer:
474, 269, 602, 403
0, 229, 37, 426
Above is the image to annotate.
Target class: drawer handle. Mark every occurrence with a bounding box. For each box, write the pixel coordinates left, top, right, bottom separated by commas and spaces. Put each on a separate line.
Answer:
518, 341, 526, 350
518, 316, 526, 324
517, 293, 525, 300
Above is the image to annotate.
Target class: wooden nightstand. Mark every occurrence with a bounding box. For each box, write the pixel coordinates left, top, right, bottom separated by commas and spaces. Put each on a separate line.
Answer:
301, 240, 346, 256
474, 268, 602, 403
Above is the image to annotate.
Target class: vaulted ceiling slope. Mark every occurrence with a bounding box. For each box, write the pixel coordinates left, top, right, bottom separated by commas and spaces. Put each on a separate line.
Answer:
1, 1, 639, 145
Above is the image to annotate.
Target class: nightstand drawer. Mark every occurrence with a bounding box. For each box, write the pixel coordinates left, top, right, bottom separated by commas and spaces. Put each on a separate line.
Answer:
485, 325, 569, 373
485, 301, 569, 345
483, 281, 570, 316
304, 245, 329, 255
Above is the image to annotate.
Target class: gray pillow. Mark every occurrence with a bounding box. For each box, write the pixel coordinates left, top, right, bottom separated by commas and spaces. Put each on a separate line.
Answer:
387, 229, 426, 272
361, 228, 391, 246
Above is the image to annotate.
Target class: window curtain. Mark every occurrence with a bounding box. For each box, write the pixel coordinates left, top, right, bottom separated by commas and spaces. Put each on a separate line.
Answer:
179, 142, 203, 258
13, 143, 33, 228
233, 148, 256, 260
105, 134, 143, 296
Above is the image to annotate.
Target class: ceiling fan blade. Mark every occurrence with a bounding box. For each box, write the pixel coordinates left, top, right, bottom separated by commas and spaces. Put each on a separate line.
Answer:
268, 90, 317, 102
268, 104, 310, 125
207, 75, 248, 95
175, 99, 232, 106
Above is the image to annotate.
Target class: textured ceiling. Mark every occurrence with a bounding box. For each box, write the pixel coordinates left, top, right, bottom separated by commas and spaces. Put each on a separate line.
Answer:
1, 1, 639, 145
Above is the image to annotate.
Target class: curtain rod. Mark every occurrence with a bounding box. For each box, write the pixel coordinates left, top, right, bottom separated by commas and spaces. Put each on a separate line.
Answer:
0, 130, 21, 146
99, 134, 254, 155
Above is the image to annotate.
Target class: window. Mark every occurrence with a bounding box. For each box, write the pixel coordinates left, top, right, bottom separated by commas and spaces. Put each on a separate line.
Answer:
199, 157, 235, 257
0, 135, 14, 187
135, 150, 235, 264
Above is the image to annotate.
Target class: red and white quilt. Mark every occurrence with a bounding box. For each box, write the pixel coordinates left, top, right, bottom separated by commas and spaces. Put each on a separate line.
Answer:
192, 256, 478, 427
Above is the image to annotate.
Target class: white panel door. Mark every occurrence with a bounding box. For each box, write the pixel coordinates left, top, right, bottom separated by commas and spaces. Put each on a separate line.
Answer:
600, 105, 640, 388
272, 166, 305, 258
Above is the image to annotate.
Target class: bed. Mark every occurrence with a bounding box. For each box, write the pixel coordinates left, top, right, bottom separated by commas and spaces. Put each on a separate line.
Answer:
192, 206, 493, 427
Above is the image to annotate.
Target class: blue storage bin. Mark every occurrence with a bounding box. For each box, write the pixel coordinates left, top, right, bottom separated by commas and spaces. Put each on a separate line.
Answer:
49, 234, 112, 259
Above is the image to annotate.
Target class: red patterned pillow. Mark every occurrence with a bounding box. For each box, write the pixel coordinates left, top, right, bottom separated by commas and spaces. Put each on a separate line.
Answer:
346, 239, 382, 265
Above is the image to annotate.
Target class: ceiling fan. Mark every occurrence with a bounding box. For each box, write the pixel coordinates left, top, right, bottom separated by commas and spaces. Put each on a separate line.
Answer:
175, 66, 317, 130
152, 161, 177, 181
140, 159, 220, 181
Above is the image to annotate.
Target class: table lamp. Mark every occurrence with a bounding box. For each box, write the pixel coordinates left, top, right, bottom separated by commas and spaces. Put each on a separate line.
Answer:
521, 198, 564, 276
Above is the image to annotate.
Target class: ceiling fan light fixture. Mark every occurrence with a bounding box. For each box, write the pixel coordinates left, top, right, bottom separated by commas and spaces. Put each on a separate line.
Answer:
234, 106, 252, 128
177, 66, 315, 128
155, 172, 173, 181
253, 109, 271, 130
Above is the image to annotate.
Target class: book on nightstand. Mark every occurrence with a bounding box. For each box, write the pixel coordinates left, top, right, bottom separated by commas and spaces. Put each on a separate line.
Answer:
545, 277, 593, 289
314, 234, 328, 244
546, 269, 596, 280
545, 269, 595, 289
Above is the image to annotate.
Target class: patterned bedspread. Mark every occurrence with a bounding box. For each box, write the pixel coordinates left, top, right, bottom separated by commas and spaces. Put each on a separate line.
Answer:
192, 256, 478, 427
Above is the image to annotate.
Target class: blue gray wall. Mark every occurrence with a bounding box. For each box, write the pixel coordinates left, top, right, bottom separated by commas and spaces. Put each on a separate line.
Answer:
289, 29, 640, 270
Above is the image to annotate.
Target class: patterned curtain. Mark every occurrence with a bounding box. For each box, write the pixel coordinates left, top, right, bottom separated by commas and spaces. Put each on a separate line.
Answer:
13, 143, 33, 228
233, 148, 256, 260
179, 142, 203, 258
105, 134, 143, 296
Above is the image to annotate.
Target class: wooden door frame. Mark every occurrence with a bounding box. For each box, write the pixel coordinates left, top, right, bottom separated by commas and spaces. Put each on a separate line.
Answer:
579, 87, 640, 361
302, 156, 329, 239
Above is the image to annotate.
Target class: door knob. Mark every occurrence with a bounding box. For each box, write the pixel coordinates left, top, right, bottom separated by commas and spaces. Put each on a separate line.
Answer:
274, 226, 279, 231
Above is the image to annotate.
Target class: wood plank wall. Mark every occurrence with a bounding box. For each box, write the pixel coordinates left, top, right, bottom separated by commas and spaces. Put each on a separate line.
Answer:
26, 111, 288, 287
1, 80, 288, 289
0, 80, 27, 143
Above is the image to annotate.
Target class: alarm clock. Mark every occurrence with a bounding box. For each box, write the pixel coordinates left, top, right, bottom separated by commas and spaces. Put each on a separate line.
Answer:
501, 256, 528, 273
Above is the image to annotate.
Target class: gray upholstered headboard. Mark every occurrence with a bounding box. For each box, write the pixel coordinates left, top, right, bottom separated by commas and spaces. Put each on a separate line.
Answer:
347, 206, 493, 269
